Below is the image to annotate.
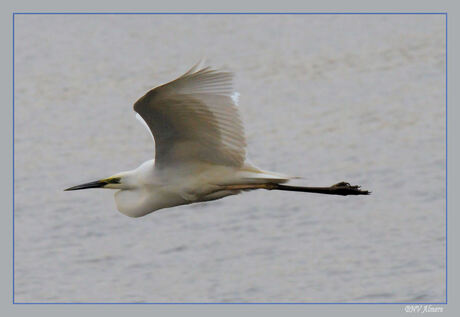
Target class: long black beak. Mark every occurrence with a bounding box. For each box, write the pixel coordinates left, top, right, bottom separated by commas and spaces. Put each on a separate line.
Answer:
64, 180, 108, 191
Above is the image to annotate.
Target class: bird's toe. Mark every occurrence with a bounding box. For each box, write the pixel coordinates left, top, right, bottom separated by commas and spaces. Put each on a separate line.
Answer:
332, 181, 351, 188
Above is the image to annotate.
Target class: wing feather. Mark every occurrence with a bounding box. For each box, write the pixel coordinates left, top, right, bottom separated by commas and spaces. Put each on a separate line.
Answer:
133, 65, 247, 169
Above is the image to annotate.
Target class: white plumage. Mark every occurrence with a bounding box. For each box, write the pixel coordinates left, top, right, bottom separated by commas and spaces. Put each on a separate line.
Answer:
65, 64, 369, 217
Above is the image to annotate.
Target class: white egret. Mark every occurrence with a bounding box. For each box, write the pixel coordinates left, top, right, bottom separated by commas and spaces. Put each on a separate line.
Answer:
65, 64, 369, 217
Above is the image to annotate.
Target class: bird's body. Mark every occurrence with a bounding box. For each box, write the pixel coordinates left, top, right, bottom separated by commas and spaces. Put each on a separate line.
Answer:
110, 159, 289, 217
66, 64, 369, 217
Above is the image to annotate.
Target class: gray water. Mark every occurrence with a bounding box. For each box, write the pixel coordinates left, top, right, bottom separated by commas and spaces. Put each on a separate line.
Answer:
14, 15, 446, 303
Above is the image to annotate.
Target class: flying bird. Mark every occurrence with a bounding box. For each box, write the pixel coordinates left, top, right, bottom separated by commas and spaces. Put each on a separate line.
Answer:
65, 64, 370, 217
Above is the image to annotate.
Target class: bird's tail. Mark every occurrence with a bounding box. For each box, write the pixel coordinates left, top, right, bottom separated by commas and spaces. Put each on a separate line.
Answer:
237, 163, 296, 184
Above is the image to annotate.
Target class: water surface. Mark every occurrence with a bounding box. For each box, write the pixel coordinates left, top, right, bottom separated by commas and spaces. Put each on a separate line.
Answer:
14, 14, 445, 303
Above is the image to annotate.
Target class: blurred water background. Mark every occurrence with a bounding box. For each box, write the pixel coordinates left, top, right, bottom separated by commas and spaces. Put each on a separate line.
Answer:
14, 14, 445, 303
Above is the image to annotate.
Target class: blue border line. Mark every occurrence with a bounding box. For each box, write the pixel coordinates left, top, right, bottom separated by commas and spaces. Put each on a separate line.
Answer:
12, 302, 449, 305
445, 12, 448, 304
13, 12, 446, 15
12, 12, 15, 305
12, 12, 448, 306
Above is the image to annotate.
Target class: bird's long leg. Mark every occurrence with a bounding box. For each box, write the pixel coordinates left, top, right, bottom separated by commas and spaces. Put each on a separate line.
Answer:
224, 182, 370, 196
272, 182, 370, 196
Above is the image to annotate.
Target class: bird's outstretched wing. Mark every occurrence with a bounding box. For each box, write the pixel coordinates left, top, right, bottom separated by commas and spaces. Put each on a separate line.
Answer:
133, 65, 246, 170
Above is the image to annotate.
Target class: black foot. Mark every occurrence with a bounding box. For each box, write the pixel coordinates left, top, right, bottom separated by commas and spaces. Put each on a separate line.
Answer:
330, 181, 371, 196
